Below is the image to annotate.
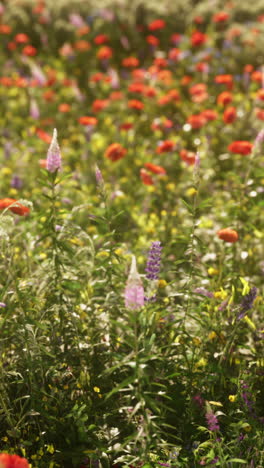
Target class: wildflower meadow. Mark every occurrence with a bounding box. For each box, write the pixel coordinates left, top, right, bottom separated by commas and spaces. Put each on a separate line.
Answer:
0, 0, 263, 466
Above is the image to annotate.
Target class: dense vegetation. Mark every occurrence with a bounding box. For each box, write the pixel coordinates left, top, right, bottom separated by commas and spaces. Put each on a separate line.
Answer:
0, 0, 263, 466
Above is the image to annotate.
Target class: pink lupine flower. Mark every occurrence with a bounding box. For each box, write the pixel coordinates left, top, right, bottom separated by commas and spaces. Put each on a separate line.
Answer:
124, 256, 144, 310
46, 128, 62, 173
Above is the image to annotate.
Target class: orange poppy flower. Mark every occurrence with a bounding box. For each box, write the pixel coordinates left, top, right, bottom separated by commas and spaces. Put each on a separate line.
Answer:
97, 46, 113, 60
58, 103, 71, 113
15, 33, 29, 43
122, 57, 139, 68
0, 453, 29, 467
156, 140, 175, 153
179, 149, 196, 166
223, 106, 236, 123
74, 40, 91, 51
144, 163, 166, 175
0, 199, 30, 216
78, 116, 98, 126
148, 19, 166, 31
92, 99, 109, 113
128, 99, 144, 110
22, 45, 37, 56
140, 169, 154, 185
104, 143, 127, 162
228, 141, 253, 155
217, 228, 239, 243
217, 91, 233, 106
213, 11, 229, 23
146, 35, 159, 46
191, 31, 207, 47
94, 34, 109, 45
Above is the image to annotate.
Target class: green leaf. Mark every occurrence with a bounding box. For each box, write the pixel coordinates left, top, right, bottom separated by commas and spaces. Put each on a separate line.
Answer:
228, 459, 247, 464
105, 376, 136, 400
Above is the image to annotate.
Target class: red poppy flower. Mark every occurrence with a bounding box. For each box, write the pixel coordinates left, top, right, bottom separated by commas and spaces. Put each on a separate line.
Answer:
187, 114, 207, 129
122, 57, 139, 68
202, 109, 218, 122
76, 26, 90, 36
217, 228, 238, 243
140, 169, 154, 185
143, 86, 157, 98
217, 91, 233, 106
168, 47, 181, 61
194, 16, 204, 24
170, 33, 181, 44
0, 24, 11, 34
257, 89, 264, 101
189, 83, 208, 103
244, 64, 253, 74
255, 108, 264, 120
22, 45, 37, 56
212, 11, 229, 23
94, 34, 109, 45
191, 31, 207, 47
0, 454, 29, 468
0, 199, 30, 216
7, 42, 17, 51
109, 91, 123, 100
78, 116, 98, 126
128, 99, 144, 110
74, 40, 90, 51
120, 122, 133, 131
58, 103, 71, 113
179, 149, 196, 166
167, 89, 181, 102
251, 71, 262, 83
15, 33, 29, 43
104, 143, 127, 162
97, 46, 112, 60
154, 57, 167, 68
146, 35, 159, 46
214, 74, 233, 89
144, 163, 166, 175
223, 106, 236, 123
156, 140, 175, 153
128, 82, 145, 94
92, 99, 109, 113
148, 19, 166, 31
35, 128, 52, 144
228, 141, 253, 155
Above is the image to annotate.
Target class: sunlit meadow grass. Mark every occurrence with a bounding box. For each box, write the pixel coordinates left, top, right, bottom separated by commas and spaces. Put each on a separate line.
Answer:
0, 1, 263, 467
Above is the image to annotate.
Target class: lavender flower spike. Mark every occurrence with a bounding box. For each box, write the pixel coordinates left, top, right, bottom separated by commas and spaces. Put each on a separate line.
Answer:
47, 128, 62, 173
124, 255, 144, 310
237, 287, 257, 320
205, 411, 220, 432
145, 241, 162, 280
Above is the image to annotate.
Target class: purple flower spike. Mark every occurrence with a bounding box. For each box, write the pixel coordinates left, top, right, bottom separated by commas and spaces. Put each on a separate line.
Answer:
47, 128, 62, 173
205, 411, 220, 432
237, 287, 257, 320
145, 241, 162, 280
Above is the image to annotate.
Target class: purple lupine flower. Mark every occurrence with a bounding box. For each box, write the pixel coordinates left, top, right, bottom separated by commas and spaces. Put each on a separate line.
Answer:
205, 411, 220, 432
95, 165, 104, 188
254, 128, 264, 147
124, 255, 144, 310
30, 99, 40, 119
0, 302, 6, 308
237, 287, 257, 320
11, 175, 23, 189
46, 128, 62, 173
145, 241, 162, 280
